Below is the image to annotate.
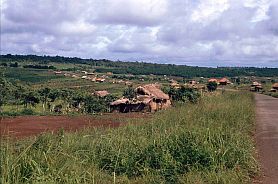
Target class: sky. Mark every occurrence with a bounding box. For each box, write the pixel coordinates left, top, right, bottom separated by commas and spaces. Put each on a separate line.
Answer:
1, 0, 278, 67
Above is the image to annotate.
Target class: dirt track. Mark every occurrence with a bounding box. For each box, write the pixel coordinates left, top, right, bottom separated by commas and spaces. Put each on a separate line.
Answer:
255, 94, 278, 184
0, 113, 149, 139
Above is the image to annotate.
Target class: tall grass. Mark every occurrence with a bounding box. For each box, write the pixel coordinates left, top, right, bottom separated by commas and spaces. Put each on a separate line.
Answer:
0, 92, 258, 183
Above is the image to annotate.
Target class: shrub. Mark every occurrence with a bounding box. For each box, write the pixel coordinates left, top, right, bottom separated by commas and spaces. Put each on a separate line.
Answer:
123, 87, 136, 100
207, 82, 218, 92
21, 108, 35, 115
169, 86, 200, 103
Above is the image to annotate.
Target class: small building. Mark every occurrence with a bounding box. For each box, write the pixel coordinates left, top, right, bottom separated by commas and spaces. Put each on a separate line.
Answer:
95, 78, 105, 83
272, 83, 278, 90
54, 71, 62, 75
110, 84, 171, 113
189, 80, 197, 85
219, 78, 229, 85
208, 78, 218, 83
250, 81, 263, 92
94, 90, 110, 97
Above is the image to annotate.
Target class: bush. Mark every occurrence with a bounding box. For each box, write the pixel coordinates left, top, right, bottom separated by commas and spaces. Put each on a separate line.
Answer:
21, 108, 35, 115
169, 86, 200, 103
207, 82, 218, 92
123, 87, 136, 100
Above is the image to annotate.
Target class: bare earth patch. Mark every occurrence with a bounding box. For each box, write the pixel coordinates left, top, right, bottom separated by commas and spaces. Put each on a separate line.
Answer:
0, 113, 151, 139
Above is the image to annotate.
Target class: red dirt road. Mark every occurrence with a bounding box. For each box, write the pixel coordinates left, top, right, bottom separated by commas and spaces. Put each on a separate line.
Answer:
0, 113, 149, 139
255, 94, 278, 184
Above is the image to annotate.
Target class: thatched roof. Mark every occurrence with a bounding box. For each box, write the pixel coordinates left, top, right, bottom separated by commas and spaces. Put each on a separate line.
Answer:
272, 83, 278, 88
208, 78, 218, 83
136, 84, 169, 100
94, 90, 109, 97
110, 98, 129, 106
219, 78, 229, 83
136, 95, 153, 104
252, 81, 261, 86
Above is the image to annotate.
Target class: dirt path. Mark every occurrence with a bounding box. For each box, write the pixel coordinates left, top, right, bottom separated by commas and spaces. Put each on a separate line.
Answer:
255, 94, 278, 184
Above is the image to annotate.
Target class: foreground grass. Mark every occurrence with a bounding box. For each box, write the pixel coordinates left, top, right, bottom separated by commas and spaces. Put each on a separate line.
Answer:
0, 92, 258, 183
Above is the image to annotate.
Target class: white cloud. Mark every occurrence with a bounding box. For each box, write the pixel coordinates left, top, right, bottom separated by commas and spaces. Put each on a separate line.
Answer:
0, 0, 278, 67
191, 0, 230, 23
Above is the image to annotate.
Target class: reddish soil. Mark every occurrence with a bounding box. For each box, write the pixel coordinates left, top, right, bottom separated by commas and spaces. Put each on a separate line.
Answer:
255, 94, 278, 184
0, 113, 150, 139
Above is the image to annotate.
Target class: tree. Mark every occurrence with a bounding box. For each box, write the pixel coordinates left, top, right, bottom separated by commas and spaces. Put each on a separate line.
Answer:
168, 86, 200, 103
22, 91, 40, 108
0, 77, 13, 112
13, 84, 27, 111
207, 82, 218, 92
71, 92, 86, 112
84, 96, 107, 113
38, 87, 51, 112
60, 89, 74, 113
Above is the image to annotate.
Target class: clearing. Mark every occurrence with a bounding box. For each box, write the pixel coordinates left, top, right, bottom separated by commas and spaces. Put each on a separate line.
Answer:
0, 113, 150, 139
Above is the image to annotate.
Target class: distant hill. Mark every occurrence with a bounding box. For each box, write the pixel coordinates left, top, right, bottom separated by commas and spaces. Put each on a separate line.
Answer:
1, 54, 278, 78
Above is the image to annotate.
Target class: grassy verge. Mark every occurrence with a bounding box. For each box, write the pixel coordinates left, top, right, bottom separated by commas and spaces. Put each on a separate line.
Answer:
0, 92, 258, 183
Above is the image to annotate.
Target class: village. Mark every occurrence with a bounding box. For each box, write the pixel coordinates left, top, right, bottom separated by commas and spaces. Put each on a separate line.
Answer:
52, 69, 278, 113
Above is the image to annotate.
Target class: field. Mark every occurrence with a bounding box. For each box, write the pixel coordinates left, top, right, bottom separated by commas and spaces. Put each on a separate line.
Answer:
2, 55, 276, 183
0, 113, 150, 138
0, 92, 258, 183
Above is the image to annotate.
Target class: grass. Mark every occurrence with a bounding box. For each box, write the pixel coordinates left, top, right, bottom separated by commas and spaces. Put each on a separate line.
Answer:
0, 68, 63, 84
0, 92, 258, 183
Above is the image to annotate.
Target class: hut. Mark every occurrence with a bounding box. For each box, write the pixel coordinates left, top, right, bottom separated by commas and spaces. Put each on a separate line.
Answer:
110, 98, 147, 113
272, 83, 278, 90
110, 84, 171, 113
95, 78, 105, 83
94, 90, 110, 97
135, 84, 171, 112
189, 80, 197, 85
219, 78, 229, 85
208, 78, 219, 83
250, 81, 263, 92
54, 71, 63, 75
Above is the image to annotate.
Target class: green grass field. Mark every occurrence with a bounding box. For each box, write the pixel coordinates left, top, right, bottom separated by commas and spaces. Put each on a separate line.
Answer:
0, 92, 258, 183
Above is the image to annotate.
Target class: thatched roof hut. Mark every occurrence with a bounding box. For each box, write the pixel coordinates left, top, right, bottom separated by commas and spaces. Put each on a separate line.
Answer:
94, 90, 110, 97
250, 81, 263, 92
110, 98, 129, 106
219, 78, 230, 85
208, 78, 218, 83
251, 81, 262, 87
110, 84, 171, 113
272, 83, 278, 90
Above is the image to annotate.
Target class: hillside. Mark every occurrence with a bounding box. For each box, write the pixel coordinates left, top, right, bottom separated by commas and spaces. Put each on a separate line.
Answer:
1, 54, 278, 78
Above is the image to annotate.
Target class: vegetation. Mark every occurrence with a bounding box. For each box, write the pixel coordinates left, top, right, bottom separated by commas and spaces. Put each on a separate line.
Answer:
168, 86, 200, 103
207, 82, 218, 92
1, 54, 278, 78
0, 92, 258, 183
0, 77, 116, 115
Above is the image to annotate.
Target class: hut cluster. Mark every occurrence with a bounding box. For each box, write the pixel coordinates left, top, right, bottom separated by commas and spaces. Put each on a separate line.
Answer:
110, 84, 171, 113
208, 77, 231, 85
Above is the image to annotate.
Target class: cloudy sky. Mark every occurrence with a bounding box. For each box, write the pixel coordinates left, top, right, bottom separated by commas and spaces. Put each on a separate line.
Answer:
1, 0, 278, 67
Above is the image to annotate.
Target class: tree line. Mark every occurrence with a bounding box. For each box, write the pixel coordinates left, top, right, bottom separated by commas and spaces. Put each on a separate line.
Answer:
1, 54, 278, 77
